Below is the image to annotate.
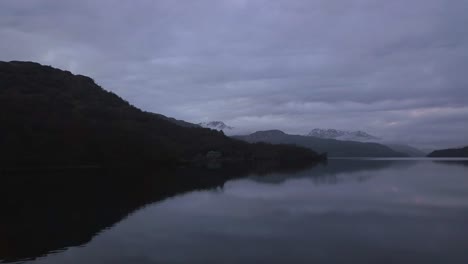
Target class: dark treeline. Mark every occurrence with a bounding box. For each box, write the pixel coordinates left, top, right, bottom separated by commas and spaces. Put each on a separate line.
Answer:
427, 146, 468, 157
0, 61, 324, 169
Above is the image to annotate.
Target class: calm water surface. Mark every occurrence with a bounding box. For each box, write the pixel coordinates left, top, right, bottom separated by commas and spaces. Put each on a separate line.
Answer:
2, 158, 468, 264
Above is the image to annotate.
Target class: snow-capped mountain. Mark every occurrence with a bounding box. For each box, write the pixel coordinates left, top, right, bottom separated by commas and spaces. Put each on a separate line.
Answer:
198, 121, 234, 131
306, 128, 380, 142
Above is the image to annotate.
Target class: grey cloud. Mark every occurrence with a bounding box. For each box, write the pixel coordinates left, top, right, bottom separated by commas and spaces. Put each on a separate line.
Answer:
1, 0, 467, 149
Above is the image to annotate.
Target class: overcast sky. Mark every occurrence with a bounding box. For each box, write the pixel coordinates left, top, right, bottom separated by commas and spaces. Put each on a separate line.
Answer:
1, 0, 467, 149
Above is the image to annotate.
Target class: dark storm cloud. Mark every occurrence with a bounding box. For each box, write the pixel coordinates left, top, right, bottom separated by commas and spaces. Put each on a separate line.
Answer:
1, 0, 467, 148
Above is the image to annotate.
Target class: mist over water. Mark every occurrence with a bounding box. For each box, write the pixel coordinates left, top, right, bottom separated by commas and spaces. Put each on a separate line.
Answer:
2, 159, 468, 264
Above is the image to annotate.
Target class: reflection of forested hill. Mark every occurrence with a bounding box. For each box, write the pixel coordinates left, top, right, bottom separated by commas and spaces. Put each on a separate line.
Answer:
432, 160, 468, 167
0, 169, 227, 262
250, 159, 416, 185
0, 161, 320, 263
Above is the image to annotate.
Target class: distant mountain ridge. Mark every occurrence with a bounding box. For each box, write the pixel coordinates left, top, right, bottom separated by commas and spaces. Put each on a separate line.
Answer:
234, 130, 406, 157
306, 128, 427, 156
307, 128, 380, 141
386, 144, 426, 157
198, 121, 233, 131
195, 121, 424, 157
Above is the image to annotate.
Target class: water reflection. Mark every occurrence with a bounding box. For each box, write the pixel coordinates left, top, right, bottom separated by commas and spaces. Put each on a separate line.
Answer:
2, 159, 468, 264
250, 158, 413, 185
0, 169, 215, 262
0, 161, 321, 263
432, 159, 468, 167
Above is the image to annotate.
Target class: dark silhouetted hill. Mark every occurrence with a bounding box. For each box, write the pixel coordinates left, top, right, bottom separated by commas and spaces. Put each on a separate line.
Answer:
234, 130, 407, 157
427, 146, 468, 157
386, 144, 426, 157
0, 61, 323, 168
151, 113, 200, 128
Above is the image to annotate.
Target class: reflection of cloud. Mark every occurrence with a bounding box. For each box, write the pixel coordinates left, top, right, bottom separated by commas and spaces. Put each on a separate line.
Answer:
202, 159, 468, 215
413, 196, 425, 205
149, 160, 468, 225
249, 159, 412, 185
